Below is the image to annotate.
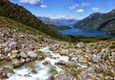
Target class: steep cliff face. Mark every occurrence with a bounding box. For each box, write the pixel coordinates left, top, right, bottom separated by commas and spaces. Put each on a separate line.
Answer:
74, 9, 115, 34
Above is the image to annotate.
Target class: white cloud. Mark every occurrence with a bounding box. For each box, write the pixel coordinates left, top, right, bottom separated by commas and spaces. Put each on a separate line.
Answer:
20, 0, 47, 8
76, 9, 84, 13
20, 0, 42, 5
92, 7, 99, 11
40, 4, 47, 8
69, 3, 89, 10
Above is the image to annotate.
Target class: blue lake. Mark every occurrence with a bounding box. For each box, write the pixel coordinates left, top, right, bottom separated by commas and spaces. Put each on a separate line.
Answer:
58, 28, 115, 38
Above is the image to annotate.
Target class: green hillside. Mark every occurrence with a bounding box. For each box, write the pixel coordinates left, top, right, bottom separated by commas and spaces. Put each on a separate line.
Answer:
0, 0, 72, 42
74, 9, 115, 34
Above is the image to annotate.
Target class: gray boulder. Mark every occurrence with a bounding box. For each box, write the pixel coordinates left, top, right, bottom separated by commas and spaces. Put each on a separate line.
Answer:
20, 51, 28, 58
26, 51, 37, 58
8, 42, 17, 50
92, 54, 101, 63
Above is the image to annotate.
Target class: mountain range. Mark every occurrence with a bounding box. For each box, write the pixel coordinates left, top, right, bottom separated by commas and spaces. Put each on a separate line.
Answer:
74, 9, 115, 34
38, 17, 78, 26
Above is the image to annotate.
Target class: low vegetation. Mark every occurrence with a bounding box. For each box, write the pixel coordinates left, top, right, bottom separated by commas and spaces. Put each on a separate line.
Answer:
47, 24, 71, 30
68, 35, 111, 43
0, 0, 73, 42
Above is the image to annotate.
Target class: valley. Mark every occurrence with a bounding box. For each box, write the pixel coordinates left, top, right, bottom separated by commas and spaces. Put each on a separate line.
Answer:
0, 0, 115, 80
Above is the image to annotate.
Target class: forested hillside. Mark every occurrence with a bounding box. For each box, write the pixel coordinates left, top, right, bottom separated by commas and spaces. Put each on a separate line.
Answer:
0, 0, 73, 42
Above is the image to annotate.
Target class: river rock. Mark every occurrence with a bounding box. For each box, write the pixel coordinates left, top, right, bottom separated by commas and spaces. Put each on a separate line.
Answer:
20, 58, 26, 64
78, 71, 89, 80
8, 42, 17, 50
0, 67, 14, 78
84, 53, 92, 61
0, 48, 4, 53
12, 59, 20, 67
76, 42, 85, 48
60, 49, 69, 55
109, 52, 115, 59
25, 58, 31, 62
0, 54, 5, 60
8, 50, 18, 59
78, 56, 87, 63
92, 54, 101, 63
20, 51, 28, 58
87, 66, 95, 73
54, 70, 75, 80
57, 60, 66, 65
4, 47, 11, 53
26, 51, 37, 58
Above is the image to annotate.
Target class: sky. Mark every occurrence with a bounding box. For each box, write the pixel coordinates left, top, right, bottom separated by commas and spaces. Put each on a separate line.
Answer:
10, 0, 115, 20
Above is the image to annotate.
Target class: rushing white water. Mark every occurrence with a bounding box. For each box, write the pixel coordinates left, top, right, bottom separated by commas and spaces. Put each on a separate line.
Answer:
40, 47, 69, 73
7, 47, 69, 80
7, 61, 51, 80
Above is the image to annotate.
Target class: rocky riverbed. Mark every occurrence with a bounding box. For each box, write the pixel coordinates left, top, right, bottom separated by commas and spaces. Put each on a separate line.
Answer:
7, 47, 69, 80
0, 24, 115, 80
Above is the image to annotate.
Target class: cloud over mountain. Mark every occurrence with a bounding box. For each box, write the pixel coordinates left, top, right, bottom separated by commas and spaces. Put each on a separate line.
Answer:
76, 9, 84, 13
19, 0, 47, 8
20, 0, 42, 5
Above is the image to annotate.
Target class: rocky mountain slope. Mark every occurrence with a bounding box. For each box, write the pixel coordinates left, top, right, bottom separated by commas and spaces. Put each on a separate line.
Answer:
0, 0, 73, 41
38, 17, 78, 26
0, 15, 59, 79
0, 16, 115, 80
74, 9, 115, 34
